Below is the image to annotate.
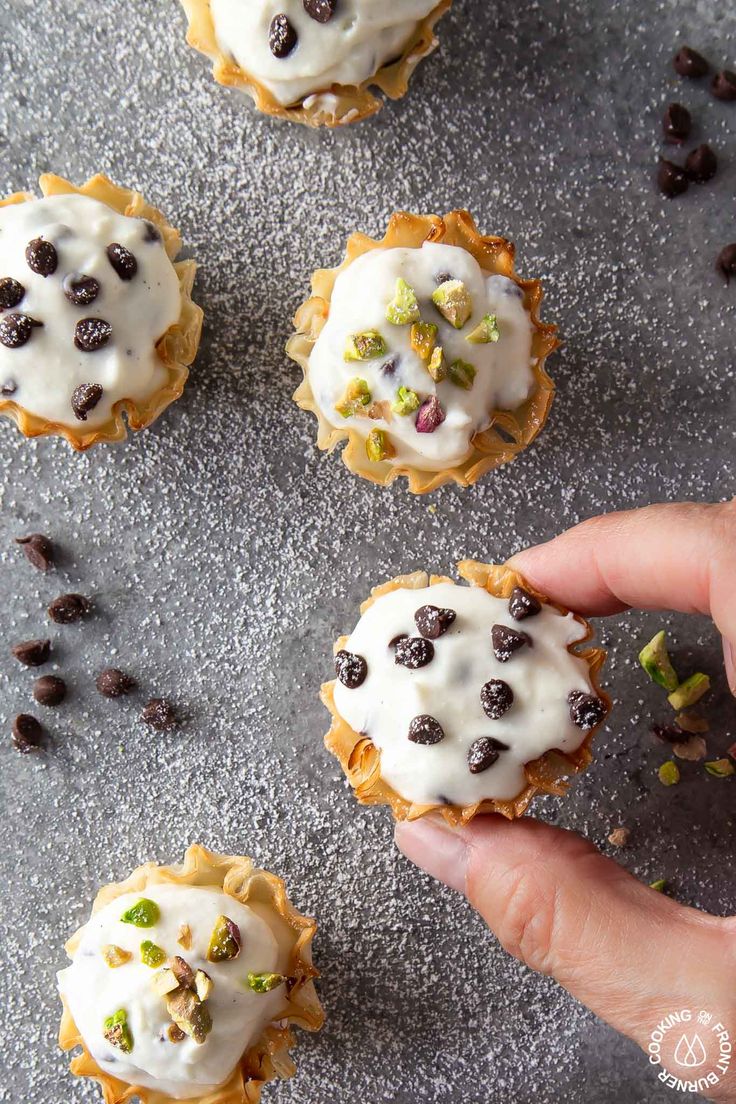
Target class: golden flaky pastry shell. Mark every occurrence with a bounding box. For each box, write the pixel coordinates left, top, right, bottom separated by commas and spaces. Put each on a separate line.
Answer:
0, 174, 203, 451
287, 210, 558, 494
322, 562, 610, 824
181, 0, 452, 127
59, 844, 324, 1104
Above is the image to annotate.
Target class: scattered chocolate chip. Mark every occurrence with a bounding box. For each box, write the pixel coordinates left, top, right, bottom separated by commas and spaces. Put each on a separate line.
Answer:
269, 13, 298, 58
141, 220, 161, 243
1, 378, 17, 395
388, 633, 408, 649
415, 396, 446, 434
685, 143, 717, 183
71, 382, 104, 420
16, 533, 54, 571
33, 675, 66, 707
0, 312, 42, 349
0, 277, 25, 310
394, 636, 434, 669
106, 243, 138, 281
97, 668, 136, 698
414, 604, 456, 640
303, 0, 336, 21
480, 678, 514, 719
651, 722, 683, 743
716, 244, 736, 284
25, 237, 58, 277
508, 586, 541, 621
468, 736, 509, 774
673, 46, 709, 79
141, 697, 177, 731
63, 273, 100, 306
74, 318, 111, 352
334, 649, 367, 688
11, 638, 50, 667
657, 158, 689, 198
711, 70, 736, 101
662, 102, 691, 144
568, 690, 607, 730
408, 714, 445, 745
491, 624, 531, 662
381, 356, 399, 376
12, 713, 44, 753
48, 593, 90, 624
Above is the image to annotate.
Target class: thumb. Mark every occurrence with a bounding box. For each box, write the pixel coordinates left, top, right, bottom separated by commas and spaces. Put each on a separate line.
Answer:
396, 816, 736, 1097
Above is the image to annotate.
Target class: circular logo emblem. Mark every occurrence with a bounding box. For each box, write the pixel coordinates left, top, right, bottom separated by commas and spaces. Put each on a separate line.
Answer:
648, 1009, 731, 1093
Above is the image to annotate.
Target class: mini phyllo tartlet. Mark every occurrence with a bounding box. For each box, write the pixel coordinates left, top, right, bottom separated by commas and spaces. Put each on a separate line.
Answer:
181, 0, 452, 127
288, 211, 557, 493
322, 561, 609, 823
58, 845, 323, 1103
0, 174, 202, 450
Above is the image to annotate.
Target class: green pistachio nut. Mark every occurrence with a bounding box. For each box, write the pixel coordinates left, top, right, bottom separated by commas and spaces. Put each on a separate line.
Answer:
448, 359, 477, 390
427, 345, 447, 382
410, 321, 437, 360
638, 630, 679, 692
206, 915, 242, 963
365, 428, 393, 463
391, 386, 420, 416
649, 879, 667, 893
344, 330, 387, 362
667, 672, 710, 711
247, 971, 286, 993
120, 898, 160, 928
658, 760, 680, 786
103, 1009, 134, 1054
385, 278, 420, 326
165, 987, 213, 1046
140, 941, 166, 968
466, 313, 500, 344
334, 378, 371, 419
431, 279, 473, 329
704, 758, 735, 778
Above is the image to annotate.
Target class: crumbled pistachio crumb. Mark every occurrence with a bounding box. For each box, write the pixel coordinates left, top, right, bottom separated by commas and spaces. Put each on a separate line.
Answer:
103, 1009, 133, 1053
448, 359, 476, 390
365, 428, 394, 463
151, 968, 179, 997
120, 898, 160, 928
194, 969, 214, 1002
704, 758, 735, 778
410, 321, 437, 360
385, 278, 420, 326
673, 735, 707, 761
607, 827, 630, 847
658, 760, 680, 786
391, 386, 420, 416
426, 345, 446, 382
206, 915, 241, 963
431, 279, 473, 329
140, 940, 166, 968
638, 630, 679, 692
335, 377, 371, 418
649, 879, 667, 893
102, 945, 133, 969
344, 330, 387, 362
675, 712, 709, 734
177, 924, 192, 950
466, 313, 500, 344
247, 971, 286, 993
667, 672, 710, 711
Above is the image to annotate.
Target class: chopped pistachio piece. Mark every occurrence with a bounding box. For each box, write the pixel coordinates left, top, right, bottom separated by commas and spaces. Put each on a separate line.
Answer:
195, 969, 214, 1002
103, 1009, 133, 1054
448, 358, 477, 390
431, 279, 473, 329
140, 941, 166, 968
177, 923, 192, 950
667, 672, 710, 710
410, 321, 437, 360
673, 735, 707, 762
344, 330, 387, 362
649, 879, 667, 893
247, 971, 286, 994
391, 386, 420, 416
170, 956, 195, 988
151, 968, 179, 997
658, 760, 680, 786
168, 1023, 186, 1044
638, 630, 679, 692
466, 313, 500, 344
675, 712, 709, 734
426, 345, 447, 382
365, 428, 394, 463
607, 827, 630, 847
166, 986, 212, 1046
335, 377, 371, 419
704, 758, 735, 778
206, 915, 242, 963
120, 898, 160, 928
102, 945, 132, 969
385, 278, 420, 326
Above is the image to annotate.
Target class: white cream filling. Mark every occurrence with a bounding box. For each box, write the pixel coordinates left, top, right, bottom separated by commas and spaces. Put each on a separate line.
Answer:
333, 582, 595, 805
209, 0, 439, 105
308, 242, 535, 470
58, 885, 284, 1100
0, 194, 181, 429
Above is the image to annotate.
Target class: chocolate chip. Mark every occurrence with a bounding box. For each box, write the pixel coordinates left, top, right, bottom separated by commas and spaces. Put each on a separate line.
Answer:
685, 143, 717, 183
269, 13, 298, 58
414, 604, 456, 640
568, 690, 606, 730
480, 678, 514, 719
106, 243, 138, 280
16, 533, 54, 571
1, 379, 17, 395
334, 649, 367, 688
63, 273, 100, 306
716, 244, 736, 284
415, 396, 445, 434
673, 46, 709, 78
142, 220, 161, 243
435, 271, 453, 285
11, 638, 51, 667
388, 633, 408, 649
12, 713, 44, 753
381, 356, 399, 376
662, 102, 691, 144
303, 0, 336, 21
97, 668, 136, 698
394, 636, 435, 669
25, 238, 58, 277
141, 697, 177, 731
508, 586, 541, 621
33, 675, 66, 707
491, 624, 531, 662
0, 312, 42, 349
657, 158, 689, 198
711, 70, 736, 101
0, 277, 25, 309
408, 715, 445, 745
468, 736, 509, 774
74, 318, 111, 352
71, 382, 104, 420
48, 593, 90, 624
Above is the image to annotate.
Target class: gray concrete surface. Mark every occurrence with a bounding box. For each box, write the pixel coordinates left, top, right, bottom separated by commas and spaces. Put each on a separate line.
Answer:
0, 0, 735, 1101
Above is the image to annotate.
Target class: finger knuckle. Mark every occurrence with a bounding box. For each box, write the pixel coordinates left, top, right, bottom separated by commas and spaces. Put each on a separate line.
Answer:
488, 863, 560, 976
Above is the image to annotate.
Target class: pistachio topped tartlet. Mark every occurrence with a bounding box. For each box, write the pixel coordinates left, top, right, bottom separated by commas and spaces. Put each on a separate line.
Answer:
288, 211, 557, 493
322, 562, 610, 823
0, 174, 202, 450
58, 845, 323, 1103
181, 0, 452, 127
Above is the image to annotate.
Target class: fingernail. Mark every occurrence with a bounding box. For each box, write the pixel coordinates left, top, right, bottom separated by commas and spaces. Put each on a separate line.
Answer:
723, 637, 736, 697
394, 818, 468, 895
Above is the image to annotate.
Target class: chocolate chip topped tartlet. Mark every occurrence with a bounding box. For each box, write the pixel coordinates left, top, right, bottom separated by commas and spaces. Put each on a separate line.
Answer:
181, 0, 452, 126
322, 562, 610, 823
0, 174, 202, 449
288, 211, 557, 493
58, 845, 323, 1103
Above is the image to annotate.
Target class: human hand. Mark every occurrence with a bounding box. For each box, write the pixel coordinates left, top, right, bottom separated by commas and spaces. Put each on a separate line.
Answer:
395, 502, 736, 1101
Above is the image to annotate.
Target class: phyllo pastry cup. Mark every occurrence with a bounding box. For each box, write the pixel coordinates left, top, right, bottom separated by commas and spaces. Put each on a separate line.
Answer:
287, 210, 557, 494
0, 173, 202, 450
322, 562, 610, 823
181, 0, 452, 127
58, 844, 324, 1104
